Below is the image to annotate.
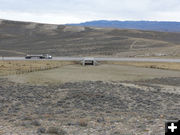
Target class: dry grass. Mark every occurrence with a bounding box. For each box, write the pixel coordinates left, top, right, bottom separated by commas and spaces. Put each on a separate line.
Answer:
102, 61, 180, 71
0, 60, 75, 76
78, 119, 88, 127
7, 64, 180, 85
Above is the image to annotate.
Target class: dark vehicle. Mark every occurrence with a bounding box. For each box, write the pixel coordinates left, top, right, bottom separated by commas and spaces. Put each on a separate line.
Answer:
25, 54, 52, 59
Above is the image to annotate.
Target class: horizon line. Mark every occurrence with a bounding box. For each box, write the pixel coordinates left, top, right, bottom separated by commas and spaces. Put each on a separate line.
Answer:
1, 18, 180, 25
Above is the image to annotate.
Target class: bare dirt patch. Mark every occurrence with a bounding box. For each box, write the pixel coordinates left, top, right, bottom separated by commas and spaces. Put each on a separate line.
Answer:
136, 77, 180, 86
63, 26, 85, 32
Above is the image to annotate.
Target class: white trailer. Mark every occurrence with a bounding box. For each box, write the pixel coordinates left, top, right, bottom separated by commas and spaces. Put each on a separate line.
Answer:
25, 54, 52, 59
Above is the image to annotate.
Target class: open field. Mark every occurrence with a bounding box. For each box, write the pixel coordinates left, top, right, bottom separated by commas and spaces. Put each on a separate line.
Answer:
0, 61, 180, 134
1, 60, 180, 85
102, 61, 180, 71
5, 63, 180, 86
0, 60, 75, 76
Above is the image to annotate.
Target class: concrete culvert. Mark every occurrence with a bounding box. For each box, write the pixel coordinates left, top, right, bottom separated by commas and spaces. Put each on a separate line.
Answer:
81, 57, 97, 66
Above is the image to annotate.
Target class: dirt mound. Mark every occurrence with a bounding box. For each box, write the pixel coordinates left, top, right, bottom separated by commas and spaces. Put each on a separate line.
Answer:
63, 26, 85, 32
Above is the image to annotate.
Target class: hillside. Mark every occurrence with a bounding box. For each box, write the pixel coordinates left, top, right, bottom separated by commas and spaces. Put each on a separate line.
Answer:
70, 20, 180, 32
0, 19, 180, 57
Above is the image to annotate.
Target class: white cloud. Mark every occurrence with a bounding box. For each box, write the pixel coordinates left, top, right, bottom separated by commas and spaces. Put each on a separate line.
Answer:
0, 10, 101, 24
0, 0, 180, 24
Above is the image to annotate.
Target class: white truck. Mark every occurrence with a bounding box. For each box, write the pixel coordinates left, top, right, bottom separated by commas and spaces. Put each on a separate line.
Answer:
25, 54, 52, 59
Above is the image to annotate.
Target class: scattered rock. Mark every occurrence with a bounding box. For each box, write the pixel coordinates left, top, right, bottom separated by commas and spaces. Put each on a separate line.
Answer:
97, 117, 105, 123
21, 121, 32, 128
0, 78, 180, 135
37, 127, 46, 134
22, 116, 33, 121
31, 120, 41, 126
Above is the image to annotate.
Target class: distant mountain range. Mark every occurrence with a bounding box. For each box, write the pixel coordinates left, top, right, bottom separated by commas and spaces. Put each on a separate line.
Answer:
69, 20, 180, 32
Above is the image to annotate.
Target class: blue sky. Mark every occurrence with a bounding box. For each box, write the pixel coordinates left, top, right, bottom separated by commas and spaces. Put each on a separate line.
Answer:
0, 0, 180, 24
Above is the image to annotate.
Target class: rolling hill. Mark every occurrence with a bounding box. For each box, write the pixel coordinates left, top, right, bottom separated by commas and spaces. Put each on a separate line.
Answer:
0, 19, 180, 57
69, 20, 180, 32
